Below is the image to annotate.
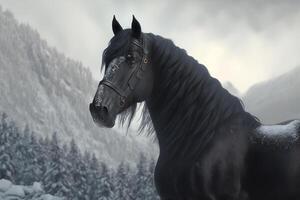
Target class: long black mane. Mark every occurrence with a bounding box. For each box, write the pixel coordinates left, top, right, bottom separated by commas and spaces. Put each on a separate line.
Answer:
149, 34, 260, 157
102, 31, 260, 151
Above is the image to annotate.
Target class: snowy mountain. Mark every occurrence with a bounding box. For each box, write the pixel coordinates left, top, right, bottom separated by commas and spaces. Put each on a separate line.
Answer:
0, 7, 157, 167
243, 66, 300, 124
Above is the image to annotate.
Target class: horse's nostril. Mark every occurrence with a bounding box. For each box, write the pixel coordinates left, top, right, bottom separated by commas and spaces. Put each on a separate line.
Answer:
92, 102, 104, 112
90, 102, 115, 127
101, 106, 109, 115
97, 106, 108, 121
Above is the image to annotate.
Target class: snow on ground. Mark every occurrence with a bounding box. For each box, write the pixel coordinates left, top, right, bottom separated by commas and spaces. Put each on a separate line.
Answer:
0, 179, 63, 200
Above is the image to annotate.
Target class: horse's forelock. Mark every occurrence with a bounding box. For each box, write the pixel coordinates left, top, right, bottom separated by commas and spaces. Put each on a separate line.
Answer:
101, 30, 132, 72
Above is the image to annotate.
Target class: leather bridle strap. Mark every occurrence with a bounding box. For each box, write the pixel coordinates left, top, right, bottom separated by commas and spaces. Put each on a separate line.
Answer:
100, 80, 127, 98
127, 35, 149, 90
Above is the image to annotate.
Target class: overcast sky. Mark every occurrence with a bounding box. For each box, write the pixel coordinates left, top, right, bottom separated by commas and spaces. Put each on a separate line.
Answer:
0, 0, 300, 93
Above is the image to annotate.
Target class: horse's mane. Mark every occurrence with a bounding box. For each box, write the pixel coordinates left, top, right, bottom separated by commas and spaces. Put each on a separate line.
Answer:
102, 31, 260, 147
151, 34, 259, 154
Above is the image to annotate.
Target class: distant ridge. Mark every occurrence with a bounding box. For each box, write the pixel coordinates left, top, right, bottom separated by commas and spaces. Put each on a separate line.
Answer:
243, 66, 300, 124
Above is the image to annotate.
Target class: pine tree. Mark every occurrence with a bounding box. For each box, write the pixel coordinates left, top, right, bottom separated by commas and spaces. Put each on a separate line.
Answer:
0, 113, 16, 182
98, 162, 113, 200
43, 132, 71, 197
76, 159, 89, 200
83, 150, 92, 199
132, 153, 149, 200
83, 150, 91, 164
62, 143, 69, 156
22, 132, 43, 184
67, 138, 89, 200
113, 161, 132, 200
38, 135, 50, 182
87, 153, 102, 200
14, 125, 38, 185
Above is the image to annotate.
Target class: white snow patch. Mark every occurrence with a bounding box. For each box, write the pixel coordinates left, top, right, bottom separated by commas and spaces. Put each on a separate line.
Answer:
23, 182, 43, 195
4, 185, 25, 198
256, 120, 300, 139
0, 179, 12, 193
0, 179, 63, 200
40, 194, 64, 200
32, 182, 43, 193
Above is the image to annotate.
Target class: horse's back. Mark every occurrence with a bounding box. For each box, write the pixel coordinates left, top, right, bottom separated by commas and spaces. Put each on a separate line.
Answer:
255, 119, 300, 143
245, 119, 300, 200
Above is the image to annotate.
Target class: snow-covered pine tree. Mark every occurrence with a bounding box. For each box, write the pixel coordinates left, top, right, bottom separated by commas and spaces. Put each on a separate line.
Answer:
132, 153, 151, 200
62, 143, 69, 155
0, 113, 17, 182
26, 132, 43, 183
14, 124, 32, 184
67, 138, 89, 200
76, 157, 89, 200
98, 162, 114, 200
66, 138, 79, 199
43, 132, 71, 197
87, 153, 102, 200
38, 135, 51, 182
112, 161, 132, 200
83, 150, 91, 163
83, 149, 92, 199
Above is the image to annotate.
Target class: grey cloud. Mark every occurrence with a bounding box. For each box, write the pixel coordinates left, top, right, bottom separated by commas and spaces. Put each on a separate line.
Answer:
0, 0, 299, 92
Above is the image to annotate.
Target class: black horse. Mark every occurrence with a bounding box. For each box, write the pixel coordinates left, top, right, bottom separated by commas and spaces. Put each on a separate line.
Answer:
90, 16, 300, 200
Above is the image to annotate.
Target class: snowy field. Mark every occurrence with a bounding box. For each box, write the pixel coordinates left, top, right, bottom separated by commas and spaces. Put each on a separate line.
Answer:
0, 179, 63, 200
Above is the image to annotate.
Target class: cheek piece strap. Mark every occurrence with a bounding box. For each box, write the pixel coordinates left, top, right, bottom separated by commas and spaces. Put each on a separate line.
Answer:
100, 34, 150, 107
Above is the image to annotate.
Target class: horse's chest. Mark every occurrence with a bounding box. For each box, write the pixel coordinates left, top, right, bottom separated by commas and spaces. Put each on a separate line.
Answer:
154, 159, 205, 198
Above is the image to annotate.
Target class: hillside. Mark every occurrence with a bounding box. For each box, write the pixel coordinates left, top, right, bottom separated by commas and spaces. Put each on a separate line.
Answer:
0, 7, 157, 166
243, 66, 300, 124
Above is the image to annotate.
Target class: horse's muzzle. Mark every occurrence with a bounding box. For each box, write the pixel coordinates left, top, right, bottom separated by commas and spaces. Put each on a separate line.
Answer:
89, 103, 115, 128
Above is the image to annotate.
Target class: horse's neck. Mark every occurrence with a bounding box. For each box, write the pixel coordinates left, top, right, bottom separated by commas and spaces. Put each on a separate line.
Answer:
146, 35, 245, 155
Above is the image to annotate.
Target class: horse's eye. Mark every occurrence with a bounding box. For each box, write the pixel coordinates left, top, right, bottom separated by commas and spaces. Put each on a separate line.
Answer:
127, 54, 133, 59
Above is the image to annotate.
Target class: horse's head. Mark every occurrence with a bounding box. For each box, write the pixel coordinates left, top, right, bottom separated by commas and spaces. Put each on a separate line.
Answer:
90, 16, 154, 128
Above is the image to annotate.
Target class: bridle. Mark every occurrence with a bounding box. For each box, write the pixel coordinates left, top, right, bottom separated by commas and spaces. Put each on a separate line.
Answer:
99, 34, 150, 107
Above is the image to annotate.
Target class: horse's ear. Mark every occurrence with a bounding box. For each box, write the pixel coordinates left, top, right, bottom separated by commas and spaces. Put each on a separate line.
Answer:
112, 15, 123, 35
131, 15, 141, 39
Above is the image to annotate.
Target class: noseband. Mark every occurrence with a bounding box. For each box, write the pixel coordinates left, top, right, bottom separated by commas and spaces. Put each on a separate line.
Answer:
100, 34, 150, 107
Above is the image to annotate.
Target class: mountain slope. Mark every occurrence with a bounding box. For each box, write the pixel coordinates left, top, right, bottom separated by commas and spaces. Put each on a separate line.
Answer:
243, 66, 300, 124
0, 7, 157, 166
